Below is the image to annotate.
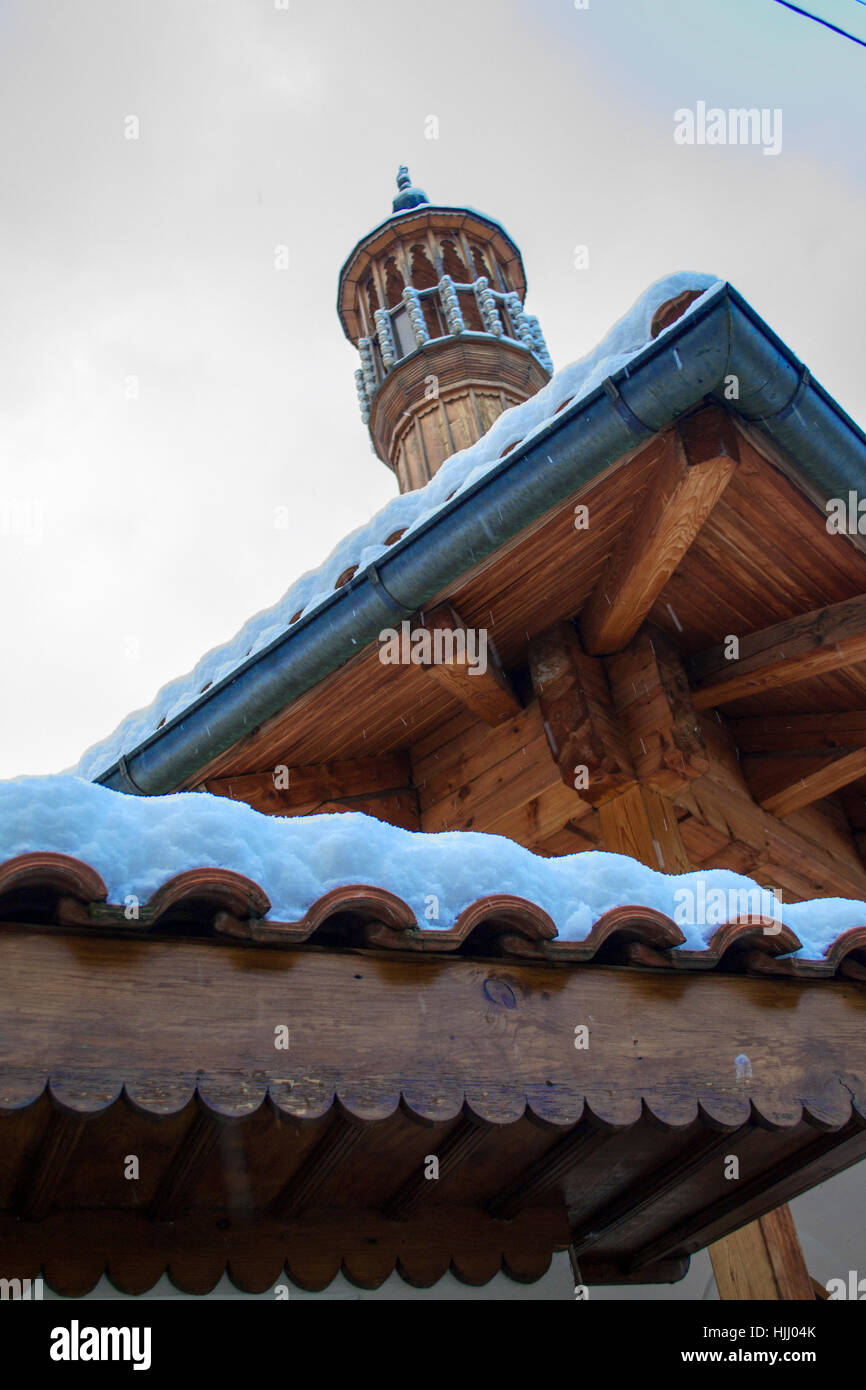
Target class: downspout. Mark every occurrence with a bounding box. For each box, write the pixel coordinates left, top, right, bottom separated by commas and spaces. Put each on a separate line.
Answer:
99, 283, 866, 797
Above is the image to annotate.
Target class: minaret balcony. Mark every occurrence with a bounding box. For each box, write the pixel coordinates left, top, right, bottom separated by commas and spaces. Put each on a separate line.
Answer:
354, 276, 552, 426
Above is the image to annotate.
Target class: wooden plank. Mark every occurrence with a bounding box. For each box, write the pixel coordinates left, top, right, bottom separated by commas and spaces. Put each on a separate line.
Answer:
418, 702, 565, 833
690, 593, 866, 710
205, 754, 411, 814
580, 409, 738, 655
528, 621, 635, 805
709, 1204, 814, 1300
417, 604, 522, 726
745, 748, 866, 818
606, 627, 708, 794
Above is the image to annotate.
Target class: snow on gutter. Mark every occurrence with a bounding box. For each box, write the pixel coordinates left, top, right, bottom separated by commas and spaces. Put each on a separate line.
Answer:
84, 275, 866, 796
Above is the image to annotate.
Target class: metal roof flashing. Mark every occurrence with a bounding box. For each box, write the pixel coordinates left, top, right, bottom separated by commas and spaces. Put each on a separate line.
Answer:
98, 283, 866, 796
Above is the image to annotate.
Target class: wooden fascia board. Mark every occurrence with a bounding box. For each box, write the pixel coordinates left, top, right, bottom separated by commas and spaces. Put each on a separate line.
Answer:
2, 925, 864, 1131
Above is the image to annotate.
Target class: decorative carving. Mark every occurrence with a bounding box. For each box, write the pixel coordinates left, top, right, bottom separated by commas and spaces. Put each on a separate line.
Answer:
402, 286, 430, 347
475, 277, 502, 337
373, 309, 397, 371
438, 275, 465, 335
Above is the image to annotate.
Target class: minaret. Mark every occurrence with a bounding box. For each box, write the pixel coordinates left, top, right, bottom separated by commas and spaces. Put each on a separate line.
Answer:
338, 167, 553, 494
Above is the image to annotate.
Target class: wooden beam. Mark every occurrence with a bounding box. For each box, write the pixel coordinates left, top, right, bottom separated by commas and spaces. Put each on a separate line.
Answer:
580, 407, 738, 655
744, 748, 866, 818
732, 710, 866, 755
691, 594, 866, 711
418, 701, 570, 834
488, 1125, 614, 1220
383, 1115, 489, 1219
675, 776, 866, 901
270, 1110, 367, 1219
606, 626, 708, 794
418, 604, 521, 726
314, 790, 420, 831
15, 1112, 86, 1220
149, 1110, 222, 1222
709, 1204, 814, 1301
572, 1125, 752, 1256
528, 621, 635, 806
631, 1121, 865, 1275
205, 754, 411, 815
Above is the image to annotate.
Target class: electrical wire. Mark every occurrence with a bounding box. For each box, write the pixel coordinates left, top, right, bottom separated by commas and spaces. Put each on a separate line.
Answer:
772, 0, 866, 46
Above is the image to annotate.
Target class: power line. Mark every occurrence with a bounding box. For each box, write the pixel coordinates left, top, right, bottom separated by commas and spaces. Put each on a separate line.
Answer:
772, 0, 866, 46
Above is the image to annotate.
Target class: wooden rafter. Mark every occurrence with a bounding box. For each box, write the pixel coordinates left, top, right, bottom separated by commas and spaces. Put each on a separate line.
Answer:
417, 604, 522, 726
744, 748, 866, 818
580, 406, 739, 656
691, 593, 866, 710
205, 754, 412, 816
149, 1110, 222, 1222
15, 1112, 85, 1221
732, 710, 866, 754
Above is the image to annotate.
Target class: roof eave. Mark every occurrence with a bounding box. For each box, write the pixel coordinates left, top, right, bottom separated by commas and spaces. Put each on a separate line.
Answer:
99, 282, 866, 796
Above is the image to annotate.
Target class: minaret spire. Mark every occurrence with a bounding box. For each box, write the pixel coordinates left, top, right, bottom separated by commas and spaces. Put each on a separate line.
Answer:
392, 165, 429, 213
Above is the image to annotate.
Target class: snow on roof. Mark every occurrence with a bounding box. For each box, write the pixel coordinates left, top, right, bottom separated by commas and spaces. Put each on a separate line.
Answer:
3, 774, 866, 961
75, 271, 721, 782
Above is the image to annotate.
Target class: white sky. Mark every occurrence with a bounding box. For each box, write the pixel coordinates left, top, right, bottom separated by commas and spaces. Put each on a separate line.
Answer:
1, 0, 865, 780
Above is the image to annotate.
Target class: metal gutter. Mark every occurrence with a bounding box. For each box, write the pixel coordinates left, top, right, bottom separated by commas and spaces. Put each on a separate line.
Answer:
100, 282, 866, 796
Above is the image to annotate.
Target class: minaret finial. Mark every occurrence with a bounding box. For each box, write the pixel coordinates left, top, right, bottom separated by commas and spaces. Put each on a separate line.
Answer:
392, 165, 429, 213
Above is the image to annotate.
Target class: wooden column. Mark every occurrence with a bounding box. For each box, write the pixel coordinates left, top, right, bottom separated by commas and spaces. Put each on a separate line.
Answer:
529, 617, 811, 1300
709, 1204, 814, 1301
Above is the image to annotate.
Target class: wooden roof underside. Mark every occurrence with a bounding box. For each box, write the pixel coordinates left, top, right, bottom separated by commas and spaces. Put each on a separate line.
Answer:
179, 410, 866, 904
189, 421, 866, 779
2, 923, 865, 1296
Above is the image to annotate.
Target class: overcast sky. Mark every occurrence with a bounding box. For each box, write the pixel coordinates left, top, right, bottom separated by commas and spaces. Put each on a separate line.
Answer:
1, 0, 864, 780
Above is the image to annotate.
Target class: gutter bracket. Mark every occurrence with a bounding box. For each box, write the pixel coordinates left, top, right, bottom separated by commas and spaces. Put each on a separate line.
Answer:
602, 377, 657, 436
115, 755, 147, 797
367, 563, 408, 618
755, 365, 812, 424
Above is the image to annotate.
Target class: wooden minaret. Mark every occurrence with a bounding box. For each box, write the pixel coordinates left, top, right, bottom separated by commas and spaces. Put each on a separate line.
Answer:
338, 167, 553, 494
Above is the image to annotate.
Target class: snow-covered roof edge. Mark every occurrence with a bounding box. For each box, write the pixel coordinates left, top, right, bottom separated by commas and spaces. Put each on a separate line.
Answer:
76, 271, 720, 781
4, 775, 866, 963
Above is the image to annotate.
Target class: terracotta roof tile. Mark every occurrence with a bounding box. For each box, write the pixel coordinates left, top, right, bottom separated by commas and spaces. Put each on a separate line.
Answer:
2, 852, 865, 983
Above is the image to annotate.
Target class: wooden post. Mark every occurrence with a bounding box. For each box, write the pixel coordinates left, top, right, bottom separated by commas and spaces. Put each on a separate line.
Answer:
709, 1205, 814, 1301
591, 663, 811, 1302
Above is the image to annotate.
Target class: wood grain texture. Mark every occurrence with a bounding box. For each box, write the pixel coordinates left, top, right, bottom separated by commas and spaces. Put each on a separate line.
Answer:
528, 621, 635, 805
581, 413, 738, 656
691, 593, 866, 710
607, 626, 708, 793
710, 1203, 814, 1300
418, 604, 521, 726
